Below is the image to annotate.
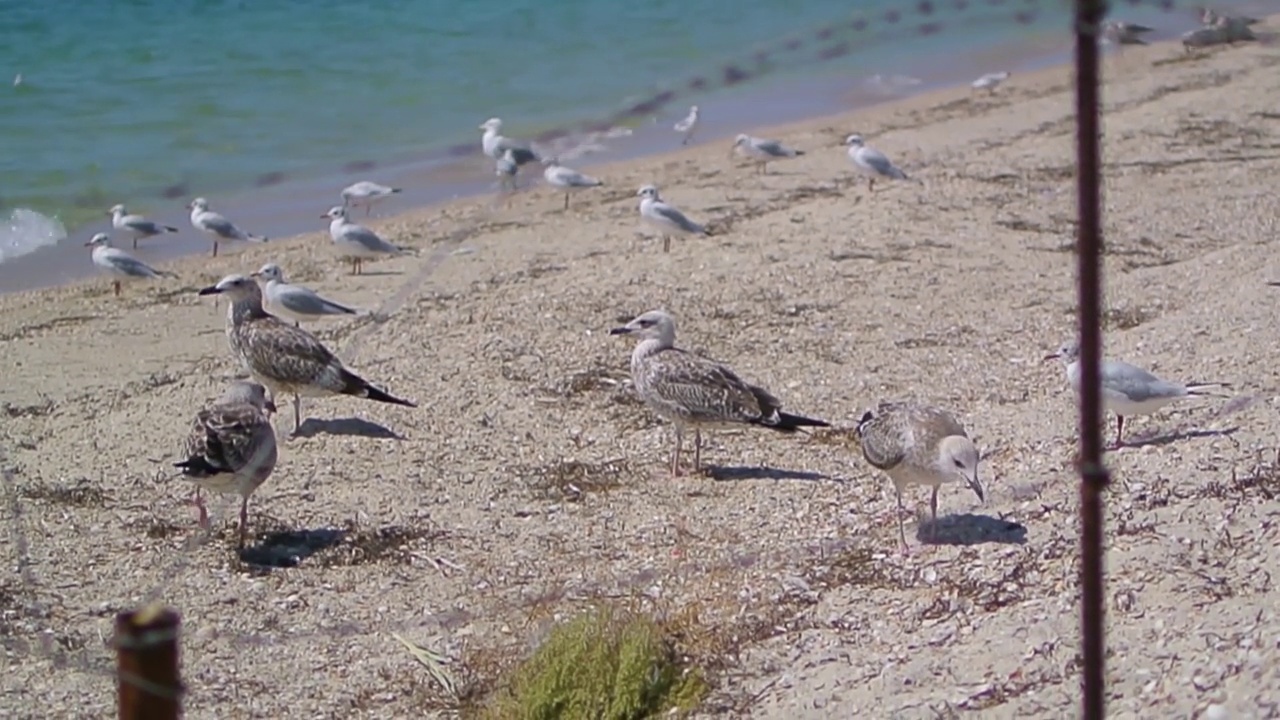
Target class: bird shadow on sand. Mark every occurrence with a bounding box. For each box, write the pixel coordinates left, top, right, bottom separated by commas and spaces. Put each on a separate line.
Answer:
918, 513, 1028, 546
1120, 425, 1239, 450
238, 527, 348, 568
707, 465, 831, 482
293, 416, 405, 440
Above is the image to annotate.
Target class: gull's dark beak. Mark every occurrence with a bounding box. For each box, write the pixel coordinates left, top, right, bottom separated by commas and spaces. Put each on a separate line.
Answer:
969, 475, 985, 503
83, 241, 94, 247
1042, 353, 1059, 362
608, 326, 632, 336
197, 285, 222, 296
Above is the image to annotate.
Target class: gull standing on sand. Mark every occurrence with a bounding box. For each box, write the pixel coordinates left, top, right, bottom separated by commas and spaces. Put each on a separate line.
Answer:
1101, 19, 1155, 47
542, 158, 603, 210
610, 310, 830, 477
856, 401, 984, 552
174, 381, 277, 549
731, 134, 805, 174
637, 185, 709, 253
323, 206, 407, 275
479, 118, 540, 167
251, 263, 359, 327
85, 232, 174, 296
197, 274, 416, 434
1044, 340, 1228, 449
187, 197, 267, 258
109, 204, 179, 249
341, 181, 401, 218
674, 105, 700, 146
971, 71, 1011, 93
844, 134, 909, 192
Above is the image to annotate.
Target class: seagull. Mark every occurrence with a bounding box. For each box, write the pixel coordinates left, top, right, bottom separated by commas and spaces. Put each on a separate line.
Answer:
323, 206, 408, 275
84, 232, 174, 296
609, 309, 829, 477
197, 274, 416, 434
731, 134, 805, 174
971, 71, 1011, 93
542, 158, 603, 210
1044, 340, 1228, 449
1201, 7, 1260, 28
340, 181, 401, 218
1182, 25, 1231, 50
844, 134, 910, 192
673, 105, 700, 146
1205, 10, 1260, 42
637, 185, 709, 253
856, 401, 983, 552
187, 197, 267, 257
250, 263, 358, 327
479, 118, 540, 167
496, 149, 520, 192
1101, 19, 1155, 47
109, 204, 178, 249
174, 380, 277, 549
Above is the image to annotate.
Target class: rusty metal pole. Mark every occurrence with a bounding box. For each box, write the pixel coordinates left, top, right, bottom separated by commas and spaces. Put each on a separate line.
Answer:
116, 606, 183, 720
1072, 0, 1111, 718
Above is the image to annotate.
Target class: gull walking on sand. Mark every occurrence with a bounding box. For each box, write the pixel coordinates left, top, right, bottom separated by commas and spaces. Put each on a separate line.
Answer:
844, 134, 909, 192
610, 310, 829, 477
637, 185, 709, 253
85, 232, 174, 296
109, 204, 178, 249
479, 118, 540, 167
174, 381, 277, 549
674, 105, 700, 146
731, 134, 805, 174
323, 206, 408, 275
197, 274, 416, 434
251, 263, 358, 327
971, 71, 1011, 93
1044, 340, 1228, 449
188, 197, 267, 258
856, 402, 984, 553
341, 181, 401, 218
542, 158, 603, 210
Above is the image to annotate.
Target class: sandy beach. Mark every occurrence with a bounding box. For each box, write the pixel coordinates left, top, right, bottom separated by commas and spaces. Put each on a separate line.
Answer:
4, 27, 1280, 719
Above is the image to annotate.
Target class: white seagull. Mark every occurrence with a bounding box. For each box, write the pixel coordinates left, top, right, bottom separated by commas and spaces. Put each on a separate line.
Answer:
844, 134, 909, 192
731, 134, 805, 174
542, 158, 603, 210
971, 71, 1011, 93
187, 197, 267, 257
323, 206, 407, 275
84, 232, 174, 296
108, 204, 179, 249
637, 185, 709, 253
341, 181, 401, 218
251, 263, 359, 326
673, 105, 700, 145
479, 118, 540, 167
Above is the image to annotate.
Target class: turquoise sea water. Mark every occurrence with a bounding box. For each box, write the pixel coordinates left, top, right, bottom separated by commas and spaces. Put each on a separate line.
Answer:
0, 0, 1233, 291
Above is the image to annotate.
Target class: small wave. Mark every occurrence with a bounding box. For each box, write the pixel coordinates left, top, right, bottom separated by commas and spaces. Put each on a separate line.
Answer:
0, 209, 67, 264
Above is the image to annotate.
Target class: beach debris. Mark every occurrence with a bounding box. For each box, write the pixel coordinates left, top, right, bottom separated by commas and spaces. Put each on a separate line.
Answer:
610, 309, 829, 477
856, 401, 984, 553
174, 380, 278, 549
971, 71, 1011, 93
187, 197, 268, 258
1044, 339, 1230, 449
196, 273, 416, 434
84, 232, 175, 297
479, 117, 541, 167
109, 204, 178, 250
673, 105, 700, 146
731, 134, 805, 174
251, 263, 359, 327
636, 185, 709, 253
541, 158, 603, 210
844, 134, 909, 192
322, 205, 409, 275
340, 181, 401, 218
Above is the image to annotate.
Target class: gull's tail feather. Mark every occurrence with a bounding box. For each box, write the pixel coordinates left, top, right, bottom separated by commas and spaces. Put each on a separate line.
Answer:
390, 188, 403, 194
163, 225, 180, 233
340, 369, 416, 408
760, 411, 831, 433
1187, 382, 1231, 398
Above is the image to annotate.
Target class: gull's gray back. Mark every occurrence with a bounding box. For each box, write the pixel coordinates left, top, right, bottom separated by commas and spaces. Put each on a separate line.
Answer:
648, 201, 705, 234
1100, 360, 1186, 402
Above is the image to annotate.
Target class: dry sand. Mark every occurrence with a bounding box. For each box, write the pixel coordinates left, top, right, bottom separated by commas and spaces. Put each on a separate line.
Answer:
4, 30, 1280, 719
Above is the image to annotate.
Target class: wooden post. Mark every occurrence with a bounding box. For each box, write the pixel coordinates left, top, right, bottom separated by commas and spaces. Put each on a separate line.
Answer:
116, 606, 183, 720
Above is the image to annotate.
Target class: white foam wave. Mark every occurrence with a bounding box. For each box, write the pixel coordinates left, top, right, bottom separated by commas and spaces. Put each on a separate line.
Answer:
0, 208, 66, 263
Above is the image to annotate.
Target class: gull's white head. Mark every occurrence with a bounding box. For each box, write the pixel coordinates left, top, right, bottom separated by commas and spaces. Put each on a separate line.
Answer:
220, 380, 277, 415
689, 105, 699, 115
197, 273, 259, 300
937, 435, 984, 502
844, 134, 866, 147
1043, 339, 1081, 365
84, 232, 111, 249
252, 263, 285, 283
108, 204, 127, 217
479, 117, 503, 132
609, 309, 677, 345
323, 205, 348, 220
187, 197, 210, 211
637, 184, 660, 200
733, 133, 750, 147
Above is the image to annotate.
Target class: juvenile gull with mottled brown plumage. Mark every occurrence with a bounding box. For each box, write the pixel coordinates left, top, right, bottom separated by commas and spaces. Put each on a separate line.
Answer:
610, 309, 829, 477
198, 274, 416, 434
856, 401, 984, 552
174, 380, 278, 548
